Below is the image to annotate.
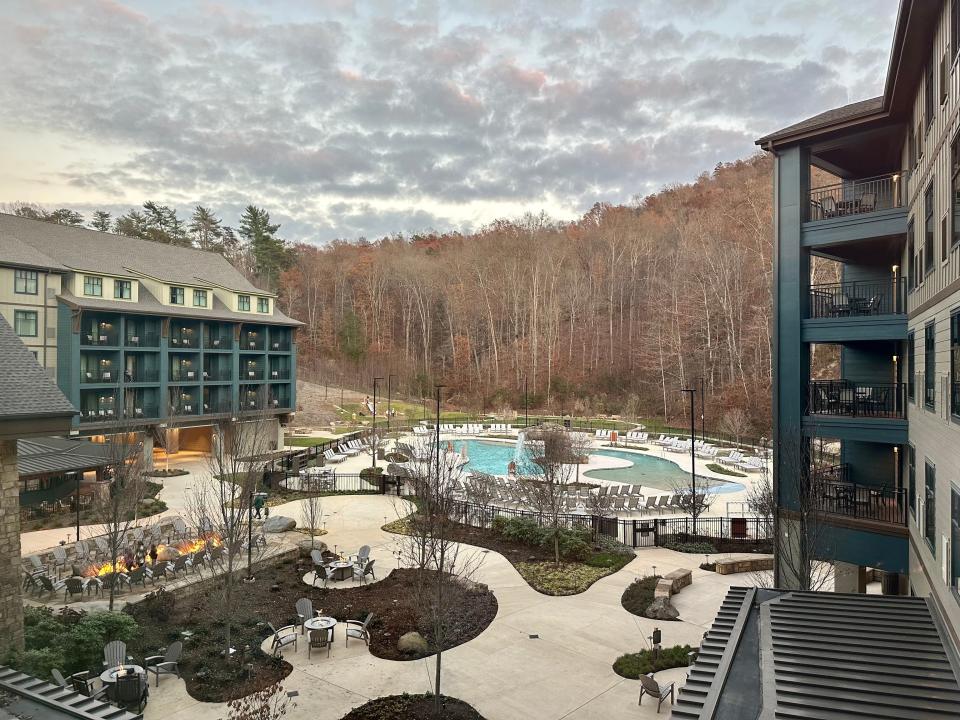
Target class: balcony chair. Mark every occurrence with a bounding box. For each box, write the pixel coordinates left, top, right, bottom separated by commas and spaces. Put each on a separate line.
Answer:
309, 627, 333, 659
858, 191, 876, 212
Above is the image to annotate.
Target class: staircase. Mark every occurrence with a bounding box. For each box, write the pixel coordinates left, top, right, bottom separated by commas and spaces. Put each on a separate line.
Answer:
0, 665, 141, 720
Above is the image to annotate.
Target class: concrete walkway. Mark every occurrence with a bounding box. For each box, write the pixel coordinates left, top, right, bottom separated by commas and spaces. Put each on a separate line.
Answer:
143, 492, 758, 720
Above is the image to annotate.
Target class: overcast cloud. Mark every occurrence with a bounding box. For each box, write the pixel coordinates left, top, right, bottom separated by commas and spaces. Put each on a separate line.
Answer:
0, 0, 898, 243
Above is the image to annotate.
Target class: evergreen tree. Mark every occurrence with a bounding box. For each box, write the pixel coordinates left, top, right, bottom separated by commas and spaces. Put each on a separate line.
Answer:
142, 201, 189, 246
189, 205, 223, 251
90, 210, 112, 232
113, 210, 149, 238
238, 205, 288, 287
47, 208, 84, 225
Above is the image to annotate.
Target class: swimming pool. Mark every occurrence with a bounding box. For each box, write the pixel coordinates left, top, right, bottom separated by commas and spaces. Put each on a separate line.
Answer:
456, 439, 695, 491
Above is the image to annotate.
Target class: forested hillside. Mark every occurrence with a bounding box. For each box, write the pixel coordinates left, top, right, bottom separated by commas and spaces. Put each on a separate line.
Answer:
282, 154, 775, 429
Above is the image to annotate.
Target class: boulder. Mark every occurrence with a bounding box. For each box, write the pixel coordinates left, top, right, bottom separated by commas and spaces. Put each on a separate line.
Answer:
397, 631, 430, 655
263, 516, 297, 533
645, 597, 680, 621
296, 538, 328, 557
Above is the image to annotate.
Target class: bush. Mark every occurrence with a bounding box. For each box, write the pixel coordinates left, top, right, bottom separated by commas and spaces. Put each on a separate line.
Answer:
515, 562, 613, 596
706, 463, 747, 477
613, 644, 693, 679
621, 576, 661, 616
490, 516, 592, 561
663, 541, 716, 554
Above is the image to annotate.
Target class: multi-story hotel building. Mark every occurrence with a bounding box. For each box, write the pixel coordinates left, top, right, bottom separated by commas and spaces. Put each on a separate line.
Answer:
758, 0, 959, 640
0, 213, 299, 456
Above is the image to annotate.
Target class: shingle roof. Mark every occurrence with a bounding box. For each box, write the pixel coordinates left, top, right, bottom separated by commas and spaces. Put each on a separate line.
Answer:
17, 437, 116, 477
0, 213, 262, 293
0, 315, 75, 420
0, 233, 65, 272
756, 96, 885, 146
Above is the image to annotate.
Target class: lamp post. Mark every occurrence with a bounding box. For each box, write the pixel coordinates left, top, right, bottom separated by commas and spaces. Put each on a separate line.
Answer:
698, 376, 705, 442
247, 490, 254, 581
75, 473, 81, 544
387, 373, 396, 436
435, 385, 446, 485
524, 376, 529, 429
681, 387, 697, 534
373, 377, 383, 470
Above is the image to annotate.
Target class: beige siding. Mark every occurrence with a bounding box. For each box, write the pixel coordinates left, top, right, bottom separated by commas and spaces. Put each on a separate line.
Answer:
0, 267, 60, 374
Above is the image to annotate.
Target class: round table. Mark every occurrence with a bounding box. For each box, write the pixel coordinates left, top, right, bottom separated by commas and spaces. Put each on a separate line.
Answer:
100, 665, 145, 684
329, 561, 352, 581
304, 616, 337, 635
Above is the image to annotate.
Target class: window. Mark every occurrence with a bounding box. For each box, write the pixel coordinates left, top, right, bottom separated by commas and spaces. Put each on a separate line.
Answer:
908, 219, 916, 291
257, 297, 269, 313
237, 295, 251, 311
908, 444, 917, 518
114, 280, 131, 300
953, 137, 960, 249
953, 315, 960, 417
926, 61, 935, 131
169, 286, 184, 305
908, 331, 916, 401
83, 276, 102, 296
941, 53, 949, 105
944, 216, 950, 263
925, 461, 937, 552
193, 289, 208, 307
951, 486, 960, 592
909, 129, 917, 170
954, 0, 960, 64
925, 183, 935, 274
14, 269, 37, 295
926, 322, 936, 410
14, 310, 37, 336
917, 123, 924, 164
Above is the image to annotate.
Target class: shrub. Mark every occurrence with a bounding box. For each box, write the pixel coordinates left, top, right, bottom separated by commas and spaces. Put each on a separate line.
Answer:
613, 644, 693, 679
515, 562, 613, 596
621, 576, 661, 617
706, 463, 747, 478
663, 541, 716, 554
491, 516, 593, 561
700, 562, 717, 572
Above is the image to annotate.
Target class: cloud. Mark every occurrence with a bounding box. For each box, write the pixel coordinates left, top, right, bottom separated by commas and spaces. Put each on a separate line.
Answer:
0, 0, 898, 243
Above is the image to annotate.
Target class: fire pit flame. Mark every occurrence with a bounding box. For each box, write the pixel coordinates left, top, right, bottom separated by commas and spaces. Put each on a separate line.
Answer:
83, 533, 223, 577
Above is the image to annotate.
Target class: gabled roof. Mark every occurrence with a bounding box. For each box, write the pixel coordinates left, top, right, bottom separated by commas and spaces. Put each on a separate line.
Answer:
0, 315, 75, 421
755, 96, 885, 146
17, 437, 117, 477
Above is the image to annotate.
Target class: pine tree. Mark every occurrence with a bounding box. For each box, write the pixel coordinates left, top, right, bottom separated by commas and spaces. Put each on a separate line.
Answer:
114, 210, 149, 238
238, 205, 288, 287
47, 208, 84, 225
189, 205, 223, 251
90, 210, 112, 232
142, 201, 189, 246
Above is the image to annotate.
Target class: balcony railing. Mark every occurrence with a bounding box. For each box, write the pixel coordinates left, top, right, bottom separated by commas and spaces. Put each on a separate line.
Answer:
815, 480, 906, 525
169, 336, 199, 349
170, 368, 200, 383
204, 336, 234, 350
269, 368, 291, 380
82, 331, 119, 347
125, 332, 160, 348
268, 396, 290, 409
203, 368, 233, 382
170, 404, 199, 416
808, 278, 905, 319
79, 408, 116, 422
241, 337, 265, 351
127, 405, 160, 419
82, 369, 117, 383
242, 368, 264, 381
270, 339, 291, 351
807, 380, 906, 419
127, 368, 160, 383
808, 172, 904, 221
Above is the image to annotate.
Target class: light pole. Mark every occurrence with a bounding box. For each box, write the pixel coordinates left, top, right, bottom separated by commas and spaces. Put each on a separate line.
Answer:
681, 387, 697, 534
75, 473, 81, 544
698, 376, 705, 442
524, 376, 529, 428
387, 373, 396, 436
247, 490, 254, 581
435, 385, 446, 485
373, 377, 383, 470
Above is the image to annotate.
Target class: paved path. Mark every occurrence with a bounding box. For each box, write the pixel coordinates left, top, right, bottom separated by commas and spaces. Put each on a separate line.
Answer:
144, 492, 756, 720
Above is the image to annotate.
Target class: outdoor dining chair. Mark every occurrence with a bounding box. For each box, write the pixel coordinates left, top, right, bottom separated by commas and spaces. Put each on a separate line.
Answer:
639, 673, 675, 713
111, 672, 148, 714
296, 598, 319, 635
145, 641, 182, 686
352, 559, 376, 584
313, 564, 330, 588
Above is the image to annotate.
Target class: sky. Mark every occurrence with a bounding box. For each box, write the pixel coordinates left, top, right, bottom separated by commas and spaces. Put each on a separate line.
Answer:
0, 0, 899, 245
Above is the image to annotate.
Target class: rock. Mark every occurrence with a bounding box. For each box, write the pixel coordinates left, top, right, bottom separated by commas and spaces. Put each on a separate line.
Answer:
296, 539, 328, 557
397, 631, 429, 655
263, 516, 297, 533
645, 597, 680, 621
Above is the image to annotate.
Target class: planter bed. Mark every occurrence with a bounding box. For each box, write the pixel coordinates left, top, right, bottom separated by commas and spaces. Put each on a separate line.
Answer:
342, 694, 486, 719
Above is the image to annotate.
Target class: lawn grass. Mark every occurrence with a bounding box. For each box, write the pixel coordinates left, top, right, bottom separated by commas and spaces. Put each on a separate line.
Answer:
285, 436, 336, 447
706, 463, 747, 477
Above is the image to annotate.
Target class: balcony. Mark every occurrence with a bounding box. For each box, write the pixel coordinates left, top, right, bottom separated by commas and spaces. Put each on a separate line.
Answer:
169, 335, 199, 350
169, 403, 199, 417
269, 339, 291, 352
81, 369, 117, 384
809, 279, 905, 318
203, 368, 233, 382
127, 368, 160, 383
126, 405, 160, 420
170, 367, 200, 383
814, 476, 906, 526
268, 368, 291, 380
203, 399, 234, 414
82, 329, 119, 347
808, 380, 905, 419
80, 408, 117, 423
125, 332, 160, 348
203, 335, 233, 351
808, 173, 904, 222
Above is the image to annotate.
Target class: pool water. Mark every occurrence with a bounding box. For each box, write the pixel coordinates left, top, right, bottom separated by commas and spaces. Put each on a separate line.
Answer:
457, 440, 693, 491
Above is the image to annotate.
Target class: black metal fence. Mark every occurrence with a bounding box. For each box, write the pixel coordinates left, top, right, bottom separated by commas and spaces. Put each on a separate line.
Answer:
815, 480, 906, 525
808, 172, 904, 221
808, 278, 905, 318
807, 380, 906, 418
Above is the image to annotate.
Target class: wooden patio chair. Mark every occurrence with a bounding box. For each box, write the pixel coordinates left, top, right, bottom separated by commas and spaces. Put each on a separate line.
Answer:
639, 673, 675, 713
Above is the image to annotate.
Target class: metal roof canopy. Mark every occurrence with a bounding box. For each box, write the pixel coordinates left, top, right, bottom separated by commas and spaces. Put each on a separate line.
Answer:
17, 437, 117, 479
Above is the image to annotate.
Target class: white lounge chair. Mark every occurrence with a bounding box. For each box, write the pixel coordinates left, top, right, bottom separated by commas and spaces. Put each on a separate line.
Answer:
737, 457, 765, 472
324, 449, 346, 464
718, 450, 744, 466
696, 445, 717, 459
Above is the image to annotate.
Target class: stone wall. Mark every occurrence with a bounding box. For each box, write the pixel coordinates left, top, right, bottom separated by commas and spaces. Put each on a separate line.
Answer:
0, 439, 24, 654
714, 557, 774, 575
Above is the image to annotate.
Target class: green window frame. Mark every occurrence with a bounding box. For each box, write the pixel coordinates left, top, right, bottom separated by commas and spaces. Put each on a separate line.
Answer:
925, 182, 935, 274
951, 485, 960, 594
170, 286, 185, 305
257, 297, 269, 313
14, 269, 37, 295
238, 295, 251, 311
14, 310, 37, 337
908, 444, 916, 518
925, 322, 936, 410
83, 276, 102, 297
908, 331, 916, 402
953, 314, 960, 417
114, 280, 131, 300
193, 289, 208, 307
925, 461, 937, 553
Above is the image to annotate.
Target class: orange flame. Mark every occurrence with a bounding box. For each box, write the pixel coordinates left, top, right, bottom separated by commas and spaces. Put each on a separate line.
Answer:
83, 533, 222, 577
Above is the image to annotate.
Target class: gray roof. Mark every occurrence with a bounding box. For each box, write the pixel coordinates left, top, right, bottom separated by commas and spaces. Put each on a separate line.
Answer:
0, 665, 142, 720
0, 212, 261, 293
17, 437, 116, 477
0, 233, 65, 272
674, 587, 960, 719
0, 315, 75, 420
756, 96, 885, 146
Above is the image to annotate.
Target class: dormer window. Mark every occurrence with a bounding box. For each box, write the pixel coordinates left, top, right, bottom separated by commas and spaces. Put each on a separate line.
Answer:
238, 295, 251, 311
83, 276, 102, 297
257, 297, 269, 313
114, 280, 132, 300
170, 286, 185, 305
193, 289, 208, 307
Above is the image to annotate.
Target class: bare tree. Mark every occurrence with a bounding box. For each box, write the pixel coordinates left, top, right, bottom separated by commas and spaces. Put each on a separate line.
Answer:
186, 416, 273, 656
463, 472, 498, 515
298, 494, 324, 549
718, 407, 751, 449
88, 419, 149, 610
225, 680, 292, 720
519, 426, 579, 566
749, 435, 833, 591
667, 474, 719, 533
396, 438, 482, 717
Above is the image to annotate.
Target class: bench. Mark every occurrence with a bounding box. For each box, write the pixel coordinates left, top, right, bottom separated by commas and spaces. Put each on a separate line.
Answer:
654, 568, 692, 599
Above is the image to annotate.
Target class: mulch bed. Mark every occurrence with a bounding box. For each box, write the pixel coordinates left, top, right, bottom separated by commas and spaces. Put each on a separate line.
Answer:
125, 557, 497, 701
341, 694, 486, 719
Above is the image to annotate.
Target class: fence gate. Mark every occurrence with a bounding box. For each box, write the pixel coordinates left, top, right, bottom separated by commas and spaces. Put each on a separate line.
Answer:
631, 520, 657, 548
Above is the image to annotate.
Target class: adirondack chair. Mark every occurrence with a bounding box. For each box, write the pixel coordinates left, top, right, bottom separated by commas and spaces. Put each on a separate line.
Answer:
639, 673, 675, 713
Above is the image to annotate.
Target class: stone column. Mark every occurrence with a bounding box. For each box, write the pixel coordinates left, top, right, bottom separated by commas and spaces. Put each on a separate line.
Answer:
834, 561, 867, 593
141, 431, 154, 470
0, 439, 24, 654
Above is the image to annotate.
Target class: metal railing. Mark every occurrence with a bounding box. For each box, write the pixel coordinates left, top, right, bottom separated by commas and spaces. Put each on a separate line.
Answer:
169, 404, 199, 416
240, 337, 265, 351
270, 340, 292, 351
82, 331, 119, 346
268, 369, 291, 380
125, 332, 160, 348
169, 336, 199, 349
204, 336, 234, 350
127, 406, 160, 419
203, 369, 233, 382
808, 278, 905, 318
203, 400, 234, 414
170, 368, 201, 382
815, 480, 906, 525
807, 380, 906, 418
808, 172, 904, 221
127, 368, 160, 383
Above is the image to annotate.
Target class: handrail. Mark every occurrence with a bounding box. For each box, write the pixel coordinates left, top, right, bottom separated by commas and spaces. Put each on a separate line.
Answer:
808, 278, 905, 318
815, 480, 906, 525
807, 380, 906, 419
808, 172, 904, 221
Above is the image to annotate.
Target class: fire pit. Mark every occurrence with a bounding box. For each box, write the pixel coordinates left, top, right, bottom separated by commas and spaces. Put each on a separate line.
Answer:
83, 534, 223, 577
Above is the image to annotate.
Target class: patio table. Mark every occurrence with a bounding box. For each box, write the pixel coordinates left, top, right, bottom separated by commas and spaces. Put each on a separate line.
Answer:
100, 665, 145, 684
329, 561, 352, 581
